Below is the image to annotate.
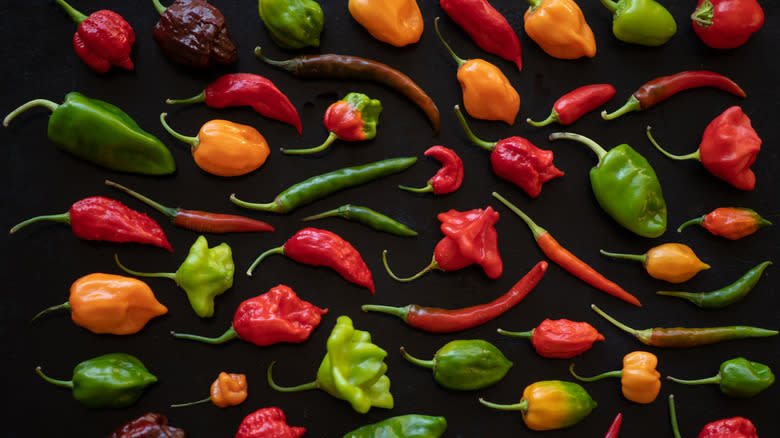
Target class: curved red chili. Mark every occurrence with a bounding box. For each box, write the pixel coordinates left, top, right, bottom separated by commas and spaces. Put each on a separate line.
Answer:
528, 84, 616, 127
399, 145, 464, 194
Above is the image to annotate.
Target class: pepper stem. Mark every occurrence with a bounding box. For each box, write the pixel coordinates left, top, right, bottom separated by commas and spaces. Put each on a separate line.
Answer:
667, 374, 720, 386
478, 397, 528, 413
114, 254, 176, 280
3, 99, 60, 127
267, 361, 319, 392
247, 246, 285, 276
549, 132, 608, 164
301, 207, 343, 222
601, 96, 641, 120
229, 194, 284, 213
31, 302, 71, 324
10, 212, 70, 234
646, 126, 701, 161
399, 346, 434, 369
281, 132, 339, 155
160, 113, 199, 149
600, 249, 647, 264
105, 180, 178, 219
496, 328, 534, 338
170, 396, 211, 408
35, 366, 73, 389
254, 46, 295, 71
171, 325, 239, 344
454, 105, 497, 151
668, 395, 682, 438
677, 217, 704, 233
361, 304, 411, 321
590, 304, 641, 338
434, 17, 467, 67
526, 111, 559, 127
656, 290, 702, 307
152, 0, 167, 15
569, 363, 622, 382
166, 91, 206, 105
491, 192, 547, 240
398, 183, 433, 193
54, 0, 87, 24
599, 0, 619, 13
383, 250, 438, 282
691, 0, 714, 27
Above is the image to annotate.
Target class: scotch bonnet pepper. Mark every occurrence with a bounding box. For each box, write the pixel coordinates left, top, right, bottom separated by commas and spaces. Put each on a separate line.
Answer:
171, 372, 248, 408
523, 0, 597, 59
600, 243, 710, 283
258, 0, 324, 49
599, 0, 677, 46
570, 351, 662, 404
692, 0, 765, 49
667, 357, 774, 398
108, 413, 185, 438
344, 415, 447, 438
498, 318, 605, 359
236, 407, 305, 438
349, 0, 423, 47
678, 207, 771, 240
658, 261, 772, 309
399, 145, 464, 195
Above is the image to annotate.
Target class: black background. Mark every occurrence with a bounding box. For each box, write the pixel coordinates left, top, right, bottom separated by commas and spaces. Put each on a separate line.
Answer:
1, 1, 778, 437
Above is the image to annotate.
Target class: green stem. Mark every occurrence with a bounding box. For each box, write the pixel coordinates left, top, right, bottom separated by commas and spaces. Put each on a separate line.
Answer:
599, 0, 619, 13
383, 250, 438, 282
171, 325, 239, 344
254, 46, 295, 71
569, 363, 622, 382
398, 183, 433, 193
548, 132, 608, 164
54, 0, 87, 24
360, 304, 410, 321
526, 111, 558, 127
35, 366, 73, 388
31, 303, 71, 323
601, 96, 641, 120
3, 99, 59, 127
691, 0, 714, 28
229, 193, 284, 213
434, 17, 467, 67
267, 361, 319, 392
160, 113, 199, 148
166, 91, 206, 105
479, 397, 528, 413
677, 217, 704, 233
10, 213, 70, 234
647, 126, 701, 161
399, 347, 434, 369
667, 374, 720, 386
281, 132, 339, 155
114, 254, 176, 280
600, 249, 648, 264
105, 180, 178, 219
491, 192, 547, 239
247, 246, 285, 276
170, 396, 211, 408
152, 0, 167, 16
301, 207, 343, 222
590, 304, 641, 338
497, 328, 534, 338
525, 0, 543, 12
454, 105, 496, 151
656, 290, 702, 306
668, 395, 682, 438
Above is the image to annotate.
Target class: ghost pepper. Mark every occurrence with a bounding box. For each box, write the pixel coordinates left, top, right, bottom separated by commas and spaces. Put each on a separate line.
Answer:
399, 145, 464, 195
498, 319, 605, 359
236, 407, 305, 438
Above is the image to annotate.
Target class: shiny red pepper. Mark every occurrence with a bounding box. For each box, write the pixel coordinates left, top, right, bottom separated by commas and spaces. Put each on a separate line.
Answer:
108, 413, 185, 438
692, 0, 764, 49
399, 145, 464, 194
699, 417, 758, 438
678, 207, 771, 240
498, 318, 605, 359
236, 407, 305, 438
604, 413, 622, 438
527, 84, 616, 127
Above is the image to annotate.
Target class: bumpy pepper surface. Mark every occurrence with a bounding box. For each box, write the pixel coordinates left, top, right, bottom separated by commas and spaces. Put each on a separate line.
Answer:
498, 318, 605, 359
236, 407, 306, 438
349, 0, 423, 47
600, 243, 710, 283
678, 207, 771, 240
599, 0, 677, 46
108, 413, 185, 438
171, 372, 248, 408
570, 351, 662, 404
523, 0, 597, 59
668, 394, 758, 438
258, 0, 324, 49
668, 357, 774, 398
658, 261, 772, 309
344, 414, 447, 438
399, 145, 464, 195
692, 0, 765, 49
400, 340, 512, 390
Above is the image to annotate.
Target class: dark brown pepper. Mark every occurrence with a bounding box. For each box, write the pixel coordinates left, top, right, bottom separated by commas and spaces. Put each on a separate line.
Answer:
108, 413, 185, 438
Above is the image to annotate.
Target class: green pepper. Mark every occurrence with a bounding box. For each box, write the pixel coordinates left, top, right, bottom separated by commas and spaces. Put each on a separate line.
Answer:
302, 204, 418, 237
258, 0, 324, 49
35, 353, 157, 408
267, 315, 393, 413
599, 0, 677, 46
3, 92, 176, 175
343, 414, 447, 438
549, 132, 667, 238
667, 357, 774, 398
115, 235, 234, 318
400, 340, 512, 390
657, 261, 771, 309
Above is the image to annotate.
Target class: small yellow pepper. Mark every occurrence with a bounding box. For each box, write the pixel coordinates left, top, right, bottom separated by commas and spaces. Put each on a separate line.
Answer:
601, 243, 711, 283
570, 351, 661, 404
171, 372, 248, 408
523, 0, 597, 59
348, 0, 423, 47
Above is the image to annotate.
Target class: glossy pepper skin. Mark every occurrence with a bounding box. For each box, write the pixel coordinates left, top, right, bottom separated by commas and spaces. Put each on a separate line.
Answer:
498, 318, 605, 359
668, 357, 774, 398
171, 372, 248, 407
479, 381, 597, 431
3, 92, 176, 175
303, 204, 418, 237
32, 273, 167, 335
108, 413, 185, 438
349, 0, 423, 47
528, 84, 616, 127
658, 261, 772, 309
668, 394, 758, 438
524, 0, 597, 59
604, 413, 623, 438
570, 351, 662, 404
259, 0, 324, 49
399, 145, 464, 195
36, 353, 157, 408
600, 0, 677, 46
601, 243, 710, 283
344, 415, 447, 438
678, 207, 771, 240
692, 0, 765, 49
236, 407, 305, 438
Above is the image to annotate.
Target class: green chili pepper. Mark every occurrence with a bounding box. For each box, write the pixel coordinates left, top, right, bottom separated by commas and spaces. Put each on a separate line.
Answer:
599, 0, 677, 46
343, 414, 447, 438
400, 340, 512, 390
115, 235, 234, 318
3, 92, 176, 175
230, 157, 417, 213
35, 353, 157, 408
549, 132, 667, 238
267, 315, 393, 414
302, 204, 418, 237
657, 261, 771, 309
667, 357, 774, 398
258, 0, 324, 49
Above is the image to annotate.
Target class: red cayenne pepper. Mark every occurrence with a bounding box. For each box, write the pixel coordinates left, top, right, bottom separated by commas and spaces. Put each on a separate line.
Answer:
498, 319, 605, 359
692, 0, 764, 50
166, 73, 302, 134
527, 84, 616, 127
440, 0, 523, 71
364, 261, 546, 333
247, 228, 375, 293
604, 413, 623, 438
399, 145, 464, 195
236, 407, 305, 438
10, 196, 172, 251
678, 207, 771, 240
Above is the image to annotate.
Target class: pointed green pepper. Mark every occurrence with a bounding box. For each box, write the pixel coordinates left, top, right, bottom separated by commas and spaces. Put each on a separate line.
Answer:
667, 357, 774, 398
400, 340, 512, 390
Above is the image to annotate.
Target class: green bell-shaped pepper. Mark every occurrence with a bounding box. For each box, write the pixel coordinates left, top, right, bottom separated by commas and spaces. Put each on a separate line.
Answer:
400, 340, 512, 391
600, 0, 677, 46
258, 0, 324, 49
35, 353, 157, 408
267, 315, 394, 414
668, 357, 774, 398
115, 235, 234, 318
343, 414, 447, 438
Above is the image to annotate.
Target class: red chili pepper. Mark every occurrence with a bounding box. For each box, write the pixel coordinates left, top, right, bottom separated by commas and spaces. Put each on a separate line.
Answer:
236, 407, 305, 438
602, 71, 746, 120
399, 145, 464, 194
698, 417, 758, 438
692, 0, 764, 49
55, 0, 135, 74
604, 413, 622, 438
166, 73, 302, 134
363, 260, 547, 333
440, 0, 523, 71
10, 196, 172, 251
678, 207, 771, 240
247, 228, 375, 293
108, 413, 185, 438
498, 319, 605, 359
527, 84, 616, 127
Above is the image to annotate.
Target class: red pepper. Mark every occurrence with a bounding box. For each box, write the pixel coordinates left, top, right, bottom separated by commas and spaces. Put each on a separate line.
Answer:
55, 0, 135, 74
498, 318, 605, 359
692, 0, 764, 49
108, 413, 185, 438
364, 261, 547, 333
678, 207, 771, 240
440, 0, 523, 71
527, 84, 616, 127
10, 196, 172, 251
247, 228, 375, 293
236, 407, 305, 438
399, 145, 464, 194
698, 417, 758, 438
166, 73, 302, 134
604, 413, 622, 438
647, 106, 761, 190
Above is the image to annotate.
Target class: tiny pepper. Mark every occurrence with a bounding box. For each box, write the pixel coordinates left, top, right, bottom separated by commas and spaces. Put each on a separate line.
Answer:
599, 0, 677, 46
31, 273, 167, 335
523, 0, 597, 59
267, 315, 393, 414
258, 0, 324, 49
692, 0, 765, 49
236, 407, 305, 438
160, 113, 270, 177
667, 357, 774, 398
108, 413, 185, 438
527, 84, 616, 127
400, 340, 513, 390
115, 235, 234, 318
434, 17, 520, 125
171, 372, 248, 408
600, 243, 710, 283
647, 106, 761, 191
678, 207, 771, 240
349, 0, 423, 47
54, 0, 135, 74
282, 93, 382, 155
302, 204, 418, 237
658, 261, 772, 309
399, 145, 464, 195
569, 351, 662, 404
479, 380, 597, 431
498, 318, 605, 359
668, 394, 759, 438
36, 353, 157, 408
344, 414, 447, 438
604, 413, 623, 438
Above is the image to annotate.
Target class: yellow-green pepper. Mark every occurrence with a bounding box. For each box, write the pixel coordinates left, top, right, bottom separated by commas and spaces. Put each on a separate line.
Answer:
599, 0, 677, 46
258, 0, 324, 49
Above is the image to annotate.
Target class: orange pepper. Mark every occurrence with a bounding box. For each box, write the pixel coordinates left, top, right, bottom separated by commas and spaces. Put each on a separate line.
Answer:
601, 243, 711, 283
211, 372, 248, 407
523, 0, 596, 59
348, 0, 423, 47
570, 351, 661, 404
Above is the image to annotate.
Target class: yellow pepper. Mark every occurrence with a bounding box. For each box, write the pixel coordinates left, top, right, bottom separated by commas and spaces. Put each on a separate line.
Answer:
570, 351, 661, 404
523, 0, 596, 59
601, 243, 711, 283
348, 0, 423, 47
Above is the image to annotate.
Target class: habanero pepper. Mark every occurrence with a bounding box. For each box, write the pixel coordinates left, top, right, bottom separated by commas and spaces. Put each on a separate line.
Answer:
498, 318, 605, 359
108, 413, 185, 438
523, 0, 597, 59
258, 0, 324, 50
236, 407, 305, 438
678, 207, 771, 240
667, 357, 774, 398
599, 0, 677, 46
668, 394, 759, 438
657, 261, 772, 309
399, 145, 464, 195
171, 372, 248, 408
10, 196, 172, 251
647, 106, 761, 191
600, 243, 710, 284
692, 0, 765, 49
344, 415, 447, 438
166, 73, 302, 134
569, 351, 662, 404
527, 84, 616, 127
282, 93, 382, 155
302, 204, 418, 237
247, 228, 375, 293
349, 0, 423, 47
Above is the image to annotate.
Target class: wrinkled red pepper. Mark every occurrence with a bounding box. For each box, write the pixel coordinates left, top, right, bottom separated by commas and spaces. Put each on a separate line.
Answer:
698, 417, 758, 438
108, 413, 185, 438
399, 145, 464, 194
692, 0, 764, 49
236, 407, 305, 438
678, 207, 771, 240
498, 318, 605, 359
527, 84, 616, 127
